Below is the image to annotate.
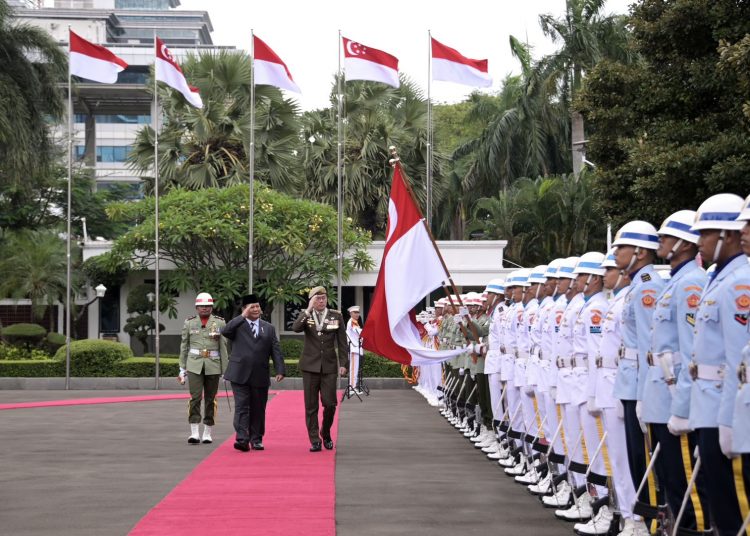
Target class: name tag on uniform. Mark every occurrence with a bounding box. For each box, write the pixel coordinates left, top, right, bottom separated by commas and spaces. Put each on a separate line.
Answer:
190, 329, 200, 335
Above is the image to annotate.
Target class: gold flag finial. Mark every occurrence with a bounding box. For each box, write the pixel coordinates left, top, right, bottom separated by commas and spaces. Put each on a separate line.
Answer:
388, 145, 400, 168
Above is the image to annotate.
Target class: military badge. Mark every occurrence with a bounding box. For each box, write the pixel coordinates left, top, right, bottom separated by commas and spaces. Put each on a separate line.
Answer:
736, 294, 750, 311
686, 294, 700, 309
641, 273, 652, 282
590, 311, 602, 325
686, 313, 695, 326
736, 313, 749, 326
641, 294, 656, 308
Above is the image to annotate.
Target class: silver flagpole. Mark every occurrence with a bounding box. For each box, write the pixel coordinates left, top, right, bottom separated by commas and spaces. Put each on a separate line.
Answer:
65, 26, 73, 390
248, 30, 255, 294
427, 30, 433, 230
336, 30, 343, 310
153, 31, 161, 389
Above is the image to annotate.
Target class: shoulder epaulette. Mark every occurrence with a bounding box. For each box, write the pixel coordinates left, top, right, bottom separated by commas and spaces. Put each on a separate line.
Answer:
212, 315, 224, 320
187, 315, 196, 321
330, 309, 341, 314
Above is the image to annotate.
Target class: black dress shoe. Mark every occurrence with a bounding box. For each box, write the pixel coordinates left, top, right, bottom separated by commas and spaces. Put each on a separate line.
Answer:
323, 439, 334, 450
251, 442, 264, 451
233, 441, 250, 452
310, 442, 322, 452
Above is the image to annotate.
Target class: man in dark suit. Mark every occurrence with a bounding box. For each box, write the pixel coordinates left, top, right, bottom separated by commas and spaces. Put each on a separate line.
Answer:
222, 294, 285, 452
292, 286, 348, 452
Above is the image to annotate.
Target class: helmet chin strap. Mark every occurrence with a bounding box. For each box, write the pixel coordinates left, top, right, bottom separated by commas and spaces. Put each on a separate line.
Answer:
583, 274, 593, 294
535, 284, 541, 300
552, 281, 559, 297
712, 230, 726, 264
666, 238, 683, 261
625, 246, 641, 273
614, 271, 624, 290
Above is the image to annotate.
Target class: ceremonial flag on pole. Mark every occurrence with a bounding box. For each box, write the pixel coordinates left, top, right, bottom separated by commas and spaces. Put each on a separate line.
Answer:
362, 164, 465, 366
431, 37, 491, 88
253, 35, 301, 93
69, 30, 128, 84
342, 37, 399, 88
155, 37, 203, 108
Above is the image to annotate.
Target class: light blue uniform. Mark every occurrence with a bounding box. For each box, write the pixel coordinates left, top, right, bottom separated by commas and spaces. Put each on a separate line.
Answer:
643, 260, 706, 423
614, 264, 665, 401
689, 254, 750, 429
733, 340, 750, 452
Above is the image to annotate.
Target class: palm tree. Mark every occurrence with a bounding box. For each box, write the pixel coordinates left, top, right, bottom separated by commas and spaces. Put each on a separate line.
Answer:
0, 230, 70, 332
128, 49, 302, 194
300, 75, 446, 237
535, 0, 633, 174
0, 0, 67, 190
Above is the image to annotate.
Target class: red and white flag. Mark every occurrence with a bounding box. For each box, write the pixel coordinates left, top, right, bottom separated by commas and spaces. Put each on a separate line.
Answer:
342, 37, 399, 88
431, 37, 492, 88
253, 35, 301, 94
155, 37, 203, 108
69, 30, 128, 84
361, 164, 465, 366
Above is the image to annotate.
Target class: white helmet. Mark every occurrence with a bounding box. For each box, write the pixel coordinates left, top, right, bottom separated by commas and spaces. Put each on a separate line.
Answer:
465, 292, 483, 306
527, 265, 548, 284
544, 258, 565, 278
517, 268, 531, 287
737, 194, 750, 222
507, 269, 529, 287
195, 292, 214, 307
485, 278, 505, 294
691, 193, 745, 231
612, 221, 659, 250
600, 248, 618, 269
573, 252, 606, 276
658, 210, 700, 244
557, 257, 580, 279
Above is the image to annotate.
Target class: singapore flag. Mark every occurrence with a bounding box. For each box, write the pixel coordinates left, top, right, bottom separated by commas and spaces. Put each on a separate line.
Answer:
155, 37, 203, 108
342, 37, 399, 88
361, 163, 465, 366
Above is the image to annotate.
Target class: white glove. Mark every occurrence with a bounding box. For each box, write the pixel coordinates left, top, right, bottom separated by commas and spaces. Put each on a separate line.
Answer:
635, 401, 647, 433
587, 397, 601, 416
458, 368, 466, 376
178, 367, 187, 385
454, 314, 463, 324
719, 425, 736, 459
667, 415, 691, 436
615, 400, 624, 419
458, 306, 469, 317
473, 343, 486, 355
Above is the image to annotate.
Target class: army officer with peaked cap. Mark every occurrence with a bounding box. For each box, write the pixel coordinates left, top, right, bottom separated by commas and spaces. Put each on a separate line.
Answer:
292, 286, 348, 452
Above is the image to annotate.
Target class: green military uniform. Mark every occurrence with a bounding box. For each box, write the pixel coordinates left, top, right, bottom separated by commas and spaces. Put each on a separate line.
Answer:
470, 312, 492, 430
179, 313, 228, 426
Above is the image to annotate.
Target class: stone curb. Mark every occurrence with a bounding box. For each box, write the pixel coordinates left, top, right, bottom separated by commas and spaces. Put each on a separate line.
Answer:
0, 377, 412, 390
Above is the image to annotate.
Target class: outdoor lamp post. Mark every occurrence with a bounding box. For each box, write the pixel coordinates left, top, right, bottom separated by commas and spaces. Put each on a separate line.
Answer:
95, 284, 107, 339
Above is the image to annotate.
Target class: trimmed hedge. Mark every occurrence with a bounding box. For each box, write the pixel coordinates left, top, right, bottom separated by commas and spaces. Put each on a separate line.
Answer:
52, 340, 134, 376
2, 323, 47, 348
44, 332, 67, 355
0, 359, 64, 377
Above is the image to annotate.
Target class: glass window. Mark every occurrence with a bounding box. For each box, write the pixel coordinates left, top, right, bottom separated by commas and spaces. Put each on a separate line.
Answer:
99, 284, 120, 335
97, 181, 144, 200
95, 146, 130, 163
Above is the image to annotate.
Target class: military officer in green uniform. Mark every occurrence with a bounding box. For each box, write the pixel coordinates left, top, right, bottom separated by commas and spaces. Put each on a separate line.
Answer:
292, 286, 348, 452
178, 292, 228, 444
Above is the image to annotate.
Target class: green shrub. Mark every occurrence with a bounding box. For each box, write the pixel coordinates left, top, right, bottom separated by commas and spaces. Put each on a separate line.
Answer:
2, 323, 47, 349
53, 339, 133, 376
0, 343, 51, 361
43, 332, 67, 355
279, 338, 304, 359
0, 359, 64, 376
113, 357, 181, 377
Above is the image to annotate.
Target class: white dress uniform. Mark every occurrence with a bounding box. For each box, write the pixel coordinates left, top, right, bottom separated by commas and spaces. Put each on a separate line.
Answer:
518, 297, 539, 437
541, 293, 567, 459
346, 317, 363, 390
486, 301, 506, 424
530, 294, 554, 440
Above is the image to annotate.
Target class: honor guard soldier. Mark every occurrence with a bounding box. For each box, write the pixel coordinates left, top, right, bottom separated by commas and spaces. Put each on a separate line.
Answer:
646, 210, 712, 532
480, 279, 507, 459
689, 193, 749, 536
733, 195, 750, 519
178, 292, 228, 444
611, 221, 665, 506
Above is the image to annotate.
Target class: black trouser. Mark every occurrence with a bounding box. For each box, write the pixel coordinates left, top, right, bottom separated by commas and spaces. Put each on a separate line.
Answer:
302, 371, 338, 444
649, 424, 711, 530
476, 373, 492, 428
622, 399, 653, 504
230, 382, 269, 444
187, 371, 219, 425
696, 428, 743, 536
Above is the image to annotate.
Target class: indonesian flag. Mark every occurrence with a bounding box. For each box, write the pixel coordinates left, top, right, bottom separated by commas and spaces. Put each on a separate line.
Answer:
342, 37, 399, 88
155, 37, 203, 108
253, 35, 301, 94
431, 38, 492, 88
361, 164, 465, 366
69, 30, 128, 84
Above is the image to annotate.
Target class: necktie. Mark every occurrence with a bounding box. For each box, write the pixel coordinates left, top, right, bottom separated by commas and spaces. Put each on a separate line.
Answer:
251, 322, 257, 338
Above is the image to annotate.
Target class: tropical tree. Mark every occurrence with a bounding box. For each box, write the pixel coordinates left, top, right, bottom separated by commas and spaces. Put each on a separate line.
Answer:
101, 183, 373, 318
300, 76, 446, 237
0, 230, 70, 331
534, 0, 633, 174
128, 49, 302, 194
0, 0, 67, 190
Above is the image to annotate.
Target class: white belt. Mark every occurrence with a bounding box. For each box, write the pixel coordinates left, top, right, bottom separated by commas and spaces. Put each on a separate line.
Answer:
189, 349, 219, 358
596, 355, 618, 369
556, 355, 587, 369
619, 347, 638, 361
689, 362, 725, 382
647, 351, 674, 367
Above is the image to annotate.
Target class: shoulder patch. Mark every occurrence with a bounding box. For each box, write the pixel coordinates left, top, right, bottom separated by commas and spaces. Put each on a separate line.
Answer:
212, 315, 224, 321
187, 315, 196, 320
641, 273, 651, 282
735, 284, 750, 291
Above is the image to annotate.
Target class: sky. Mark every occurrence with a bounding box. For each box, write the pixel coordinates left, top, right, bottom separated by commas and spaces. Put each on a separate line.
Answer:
178, 0, 633, 111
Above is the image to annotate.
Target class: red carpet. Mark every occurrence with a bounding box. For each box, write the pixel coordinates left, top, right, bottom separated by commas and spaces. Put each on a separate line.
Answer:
129, 390, 337, 536
0, 391, 242, 411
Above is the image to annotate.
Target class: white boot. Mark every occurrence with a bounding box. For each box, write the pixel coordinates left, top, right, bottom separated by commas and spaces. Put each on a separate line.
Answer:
188, 423, 200, 444
514, 466, 540, 484
616, 517, 634, 536
541, 480, 572, 507
201, 425, 213, 444
555, 490, 593, 520
574, 505, 613, 535
527, 472, 552, 495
